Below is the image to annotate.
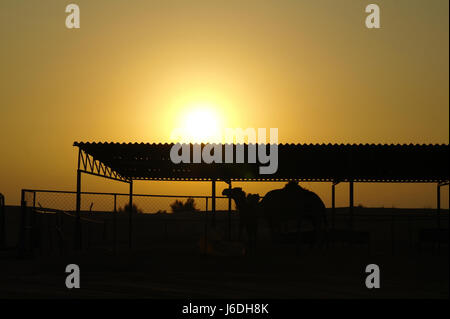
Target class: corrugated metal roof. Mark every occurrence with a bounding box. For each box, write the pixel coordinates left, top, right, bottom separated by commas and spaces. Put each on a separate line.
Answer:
73, 142, 449, 182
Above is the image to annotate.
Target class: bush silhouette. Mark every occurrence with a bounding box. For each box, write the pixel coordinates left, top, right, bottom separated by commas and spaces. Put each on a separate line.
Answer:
170, 197, 198, 213
118, 203, 143, 214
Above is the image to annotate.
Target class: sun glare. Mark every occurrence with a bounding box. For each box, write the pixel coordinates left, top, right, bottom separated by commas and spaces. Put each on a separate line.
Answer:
172, 103, 224, 143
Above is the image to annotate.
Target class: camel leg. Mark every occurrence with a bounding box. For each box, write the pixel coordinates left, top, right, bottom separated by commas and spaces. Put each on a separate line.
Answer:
305, 217, 313, 250
296, 218, 302, 256
312, 214, 326, 249
245, 223, 252, 254
238, 216, 244, 241
313, 217, 320, 249
252, 220, 258, 252
268, 218, 276, 243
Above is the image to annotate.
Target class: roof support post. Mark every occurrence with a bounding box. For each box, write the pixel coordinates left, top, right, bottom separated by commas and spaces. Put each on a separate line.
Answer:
75, 169, 82, 250
203, 196, 208, 255
436, 182, 441, 253
437, 182, 441, 230
113, 193, 117, 255
436, 182, 449, 253
331, 181, 337, 230
228, 181, 232, 240
349, 181, 354, 230
128, 180, 133, 250
211, 179, 216, 228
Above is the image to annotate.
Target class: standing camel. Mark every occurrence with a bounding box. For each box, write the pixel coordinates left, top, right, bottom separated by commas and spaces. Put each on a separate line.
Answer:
259, 181, 327, 250
222, 188, 259, 249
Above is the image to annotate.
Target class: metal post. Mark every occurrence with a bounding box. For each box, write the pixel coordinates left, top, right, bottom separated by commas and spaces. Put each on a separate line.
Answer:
75, 169, 82, 250
408, 214, 412, 248
0, 193, 5, 249
32, 193, 39, 254
203, 196, 208, 255
331, 182, 336, 230
228, 181, 232, 240
113, 194, 117, 255
17, 190, 27, 258
349, 181, 354, 230
437, 183, 441, 253
128, 180, 133, 250
212, 179, 216, 228
437, 183, 441, 230
391, 209, 395, 255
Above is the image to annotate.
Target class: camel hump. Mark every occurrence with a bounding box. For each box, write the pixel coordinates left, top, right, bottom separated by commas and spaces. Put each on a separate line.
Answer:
260, 188, 283, 204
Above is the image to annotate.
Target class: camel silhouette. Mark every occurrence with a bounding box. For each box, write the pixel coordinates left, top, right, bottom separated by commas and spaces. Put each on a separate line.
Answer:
260, 181, 327, 249
222, 188, 259, 246
223, 181, 327, 254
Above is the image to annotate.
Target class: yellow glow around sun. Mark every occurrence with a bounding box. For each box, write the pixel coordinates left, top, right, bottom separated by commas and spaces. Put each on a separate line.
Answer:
171, 102, 224, 143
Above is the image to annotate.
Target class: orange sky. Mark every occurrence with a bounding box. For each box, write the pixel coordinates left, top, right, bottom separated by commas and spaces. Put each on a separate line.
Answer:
0, 0, 448, 208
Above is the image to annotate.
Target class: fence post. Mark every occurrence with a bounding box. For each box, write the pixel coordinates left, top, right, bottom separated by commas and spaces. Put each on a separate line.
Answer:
17, 190, 28, 258
0, 193, 5, 249
75, 169, 82, 250
391, 210, 395, 255
128, 180, 133, 250
113, 194, 117, 255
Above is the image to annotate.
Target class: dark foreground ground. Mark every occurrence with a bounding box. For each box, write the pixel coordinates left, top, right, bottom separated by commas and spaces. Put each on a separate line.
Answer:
0, 242, 448, 299
0, 207, 448, 298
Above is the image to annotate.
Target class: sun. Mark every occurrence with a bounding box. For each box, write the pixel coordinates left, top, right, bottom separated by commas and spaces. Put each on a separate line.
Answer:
172, 103, 224, 143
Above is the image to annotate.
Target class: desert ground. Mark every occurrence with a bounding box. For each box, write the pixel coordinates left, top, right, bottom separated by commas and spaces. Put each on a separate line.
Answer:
0, 206, 448, 298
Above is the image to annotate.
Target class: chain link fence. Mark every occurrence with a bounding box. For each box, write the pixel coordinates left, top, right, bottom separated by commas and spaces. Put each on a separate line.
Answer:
26, 190, 232, 214
18, 189, 239, 257
13, 189, 449, 257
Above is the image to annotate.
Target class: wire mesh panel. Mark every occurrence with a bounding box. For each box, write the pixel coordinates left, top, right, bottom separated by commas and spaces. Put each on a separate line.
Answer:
16, 189, 448, 257
18, 189, 238, 255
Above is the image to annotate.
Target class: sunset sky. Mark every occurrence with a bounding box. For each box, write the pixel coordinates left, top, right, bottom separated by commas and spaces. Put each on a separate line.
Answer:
1, 0, 448, 208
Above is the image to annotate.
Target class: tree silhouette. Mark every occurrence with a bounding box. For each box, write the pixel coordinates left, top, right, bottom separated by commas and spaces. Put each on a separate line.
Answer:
170, 197, 198, 213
